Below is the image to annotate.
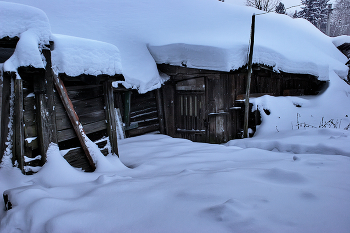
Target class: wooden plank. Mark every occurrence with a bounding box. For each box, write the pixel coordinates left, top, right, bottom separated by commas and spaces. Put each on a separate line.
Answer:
55, 96, 105, 115
55, 108, 105, 131
57, 120, 107, 142
130, 101, 157, 113
63, 147, 94, 172
130, 110, 158, 122
65, 84, 103, 100
14, 79, 24, 173
53, 73, 96, 171
103, 80, 119, 156
128, 124, 160, 137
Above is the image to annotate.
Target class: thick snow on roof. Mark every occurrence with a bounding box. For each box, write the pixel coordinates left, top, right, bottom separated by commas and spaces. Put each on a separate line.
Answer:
0, 2, 51, 71
2, 0, 349, 92
51, 34, 122, 77
332, 35, 350, 47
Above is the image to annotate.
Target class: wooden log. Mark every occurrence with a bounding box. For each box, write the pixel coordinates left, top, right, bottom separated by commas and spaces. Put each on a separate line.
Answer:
14, 79, 24, 173
103, 80, 119, 156
53, 73, 96, 171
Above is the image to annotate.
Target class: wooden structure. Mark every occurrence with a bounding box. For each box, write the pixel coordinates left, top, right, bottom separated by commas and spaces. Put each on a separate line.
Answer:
336, 42, 350, 82
0, 38, 124, 173
157, 64, 326, 143
0, 35, 329, 174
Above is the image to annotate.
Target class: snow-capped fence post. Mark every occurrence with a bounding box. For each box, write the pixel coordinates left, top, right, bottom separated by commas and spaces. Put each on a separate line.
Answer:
53, 73, 96, 171
243, 14, 255, 138
103, 80, 119, 156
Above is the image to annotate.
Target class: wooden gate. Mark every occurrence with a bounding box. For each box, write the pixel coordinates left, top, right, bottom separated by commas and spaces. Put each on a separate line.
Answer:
175, 91, 207, 142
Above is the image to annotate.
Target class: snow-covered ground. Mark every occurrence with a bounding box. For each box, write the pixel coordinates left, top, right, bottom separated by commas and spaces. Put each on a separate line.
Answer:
1, 131, 350, 233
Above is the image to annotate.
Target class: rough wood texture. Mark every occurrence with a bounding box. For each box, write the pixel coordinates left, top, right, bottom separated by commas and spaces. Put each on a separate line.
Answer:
57, 120, 107, 142
14, 79, 24, 173
156, 89, 165, 134
161, 82, 176, 137
63, 147, 94, 172
53, 73, 96, 171
0, 72, 14, 162
103, 80, 119, 156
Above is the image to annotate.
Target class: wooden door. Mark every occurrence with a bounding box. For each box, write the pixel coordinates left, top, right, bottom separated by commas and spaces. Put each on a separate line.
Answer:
175, 78, 207, 142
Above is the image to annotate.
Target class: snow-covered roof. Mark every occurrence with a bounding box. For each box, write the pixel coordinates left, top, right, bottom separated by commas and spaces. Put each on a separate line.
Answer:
51, 34, 122, 77
0, 2, 51, 71
1, 0, 349, 92
332, 35, 350, 47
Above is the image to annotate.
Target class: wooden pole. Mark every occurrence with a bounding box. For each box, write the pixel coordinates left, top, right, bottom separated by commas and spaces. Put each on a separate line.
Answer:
103, 80, 119, 156
36, 49, 57, 165
14, 79, 24, 173
124, 90, 131, 128
243, 14, 255, 138
53, 74, 96, 171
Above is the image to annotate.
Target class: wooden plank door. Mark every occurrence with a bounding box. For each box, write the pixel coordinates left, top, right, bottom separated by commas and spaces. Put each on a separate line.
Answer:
175, 90, 207, 142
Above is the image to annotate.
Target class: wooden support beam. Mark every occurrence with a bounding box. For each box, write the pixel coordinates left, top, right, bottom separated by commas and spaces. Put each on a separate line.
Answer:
155, 89, 165, 134
53, 73, 96, 171
103, 80, 119, 156
161, 83, 176, 137
35, 49, 57, 165
14, 79, 24, 173
0, 72, 14, 163
243, 14, 255, 138
123, 90, 132, 128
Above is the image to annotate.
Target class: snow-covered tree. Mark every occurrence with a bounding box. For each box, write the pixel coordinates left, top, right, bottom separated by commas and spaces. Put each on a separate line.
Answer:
330, 0, 350, 36
275, 2, 286, 14
298, 0, 330, 32
246, 0, 279, 12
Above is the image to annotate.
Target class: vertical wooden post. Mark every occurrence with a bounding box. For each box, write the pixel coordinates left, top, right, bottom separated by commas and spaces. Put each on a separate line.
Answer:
35, 48, 57, 165
243, 14, 255, 138
162, 82, 176, 137
155, 88, 165, 134
14, 79, 24, 173
123, 90, 131, 128
0, 68, 3, 162
0, 72, 14, 163
103, 80, 119, 156
53, 73, 96, 171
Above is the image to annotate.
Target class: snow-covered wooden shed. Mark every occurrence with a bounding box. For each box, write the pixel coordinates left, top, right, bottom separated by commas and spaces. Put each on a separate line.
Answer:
156, 63, 326, 143
0, 3, 125, 173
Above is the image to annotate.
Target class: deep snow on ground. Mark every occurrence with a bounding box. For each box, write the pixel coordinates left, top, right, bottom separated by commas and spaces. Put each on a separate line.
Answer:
0, 132, 350, 233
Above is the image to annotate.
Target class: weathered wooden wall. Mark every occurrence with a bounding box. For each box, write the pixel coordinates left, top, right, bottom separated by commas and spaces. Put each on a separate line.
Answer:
158, 64, 326, 144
